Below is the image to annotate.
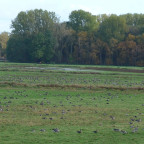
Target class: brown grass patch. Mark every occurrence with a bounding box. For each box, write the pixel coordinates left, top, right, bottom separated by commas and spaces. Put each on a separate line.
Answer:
86, 67, 144, 73
0, 82, 144, 91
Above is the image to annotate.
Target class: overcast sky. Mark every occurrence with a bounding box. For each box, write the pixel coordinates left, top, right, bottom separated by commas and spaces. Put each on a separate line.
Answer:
0, 0, 144, 33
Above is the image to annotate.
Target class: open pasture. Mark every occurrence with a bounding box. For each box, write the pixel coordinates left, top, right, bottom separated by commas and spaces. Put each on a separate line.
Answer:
0, 63, 144, 144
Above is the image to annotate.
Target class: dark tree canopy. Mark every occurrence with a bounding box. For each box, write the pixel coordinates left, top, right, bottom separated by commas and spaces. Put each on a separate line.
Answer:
5, 9, 144, 66
7, 9, 58, 63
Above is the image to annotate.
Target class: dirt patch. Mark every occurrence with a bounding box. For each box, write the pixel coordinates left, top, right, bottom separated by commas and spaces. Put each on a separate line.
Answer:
0, 82, 144, 91
86, 67, 144, 73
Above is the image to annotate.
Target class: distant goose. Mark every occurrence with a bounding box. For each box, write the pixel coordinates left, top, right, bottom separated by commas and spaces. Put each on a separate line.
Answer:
93, 130, 98, 133
121, 130, 127, 134
77, 129, 82, 133
113, 129, 120, 132
40, 129, 45, 132
52, 128, 60, 133
132, 127, 138, 133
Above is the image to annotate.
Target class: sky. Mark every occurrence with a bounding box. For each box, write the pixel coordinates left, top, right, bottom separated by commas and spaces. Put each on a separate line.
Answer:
0, 0, 144, 33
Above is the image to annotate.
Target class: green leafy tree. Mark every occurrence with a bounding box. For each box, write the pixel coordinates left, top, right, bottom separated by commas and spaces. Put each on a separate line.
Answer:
31, 31, 55, 63
69, 10, 99, 32
53, 22, 73, 63
6, 35, 32, 62
7, 9, 58, 63
121, 13, 144, 35
11, 9, 59, 35
98, 14, 127, 43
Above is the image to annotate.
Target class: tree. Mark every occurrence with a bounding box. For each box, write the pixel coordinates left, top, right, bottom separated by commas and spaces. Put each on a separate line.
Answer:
53, 22, 73, 63
98, 14, 127, 43
135, 34, 144, 66
109, 38, 118, 65
117, 40, 137, 65
121, 13, 144, 35
95, 39, 110, 65
7, 9, 59, 63
6, 35, 32, 62
11, 9, 59, 35
69, 10, 99, 33
6, 10, 144, 66
0, 32, 9, 58
31, 30, 55, 62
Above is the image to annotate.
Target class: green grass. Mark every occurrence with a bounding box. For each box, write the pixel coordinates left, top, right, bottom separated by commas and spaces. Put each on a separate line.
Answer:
0, 64, 144, 88
0, 62, 144, 144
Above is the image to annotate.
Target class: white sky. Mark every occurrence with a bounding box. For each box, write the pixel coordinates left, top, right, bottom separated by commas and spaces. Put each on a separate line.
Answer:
0, 0, 144, 32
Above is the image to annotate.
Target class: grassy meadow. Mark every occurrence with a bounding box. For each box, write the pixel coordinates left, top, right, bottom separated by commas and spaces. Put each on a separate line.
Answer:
0, 63, 144, 144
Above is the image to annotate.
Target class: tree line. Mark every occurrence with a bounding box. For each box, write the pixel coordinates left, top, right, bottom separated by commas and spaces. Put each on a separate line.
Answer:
1, 9, 144, 66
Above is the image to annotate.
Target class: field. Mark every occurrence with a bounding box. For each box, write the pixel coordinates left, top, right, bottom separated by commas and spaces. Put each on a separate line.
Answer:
0, 63, 144, 144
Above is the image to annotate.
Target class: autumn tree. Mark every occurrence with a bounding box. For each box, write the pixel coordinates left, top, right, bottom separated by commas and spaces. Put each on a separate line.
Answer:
117, 40, 137, 65
5, 9, 144, 66
0, 32, 9, 58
